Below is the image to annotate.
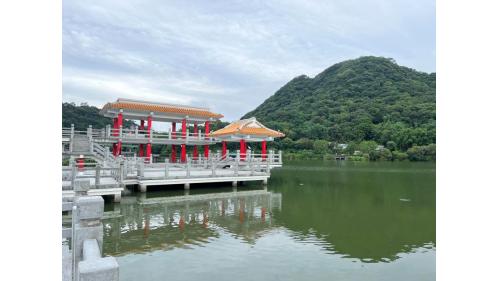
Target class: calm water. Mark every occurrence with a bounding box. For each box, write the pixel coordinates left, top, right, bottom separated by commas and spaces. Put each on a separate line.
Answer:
102, 160, 435, 281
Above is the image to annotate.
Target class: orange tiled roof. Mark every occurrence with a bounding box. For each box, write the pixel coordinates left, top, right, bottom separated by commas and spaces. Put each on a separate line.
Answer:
102, 99, 224, 119
210, 117, 285, 138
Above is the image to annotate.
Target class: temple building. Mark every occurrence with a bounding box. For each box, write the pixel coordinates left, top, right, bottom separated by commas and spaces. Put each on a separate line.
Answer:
210, 117, 285, 160
97, 98, 284, 163
99, 98, 223, 163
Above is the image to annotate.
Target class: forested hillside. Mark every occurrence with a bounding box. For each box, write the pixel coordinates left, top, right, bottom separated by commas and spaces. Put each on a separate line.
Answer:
62, 102, 135, 130
242, 56, 436, 160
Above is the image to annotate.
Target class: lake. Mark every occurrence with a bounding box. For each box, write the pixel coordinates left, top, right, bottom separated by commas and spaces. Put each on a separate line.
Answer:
102, 160, 436, 281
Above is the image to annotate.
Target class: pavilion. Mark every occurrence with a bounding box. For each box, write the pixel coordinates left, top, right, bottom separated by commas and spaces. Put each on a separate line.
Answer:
210, 117, 285, 160
100, 98, 223, 162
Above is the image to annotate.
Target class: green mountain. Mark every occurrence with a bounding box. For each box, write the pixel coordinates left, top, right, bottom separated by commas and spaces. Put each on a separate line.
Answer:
62, 102, 135, 130
242, 56, 435, 158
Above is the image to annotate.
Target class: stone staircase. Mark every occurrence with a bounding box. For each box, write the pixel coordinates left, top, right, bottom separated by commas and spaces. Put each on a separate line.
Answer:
71, 135, 92, 154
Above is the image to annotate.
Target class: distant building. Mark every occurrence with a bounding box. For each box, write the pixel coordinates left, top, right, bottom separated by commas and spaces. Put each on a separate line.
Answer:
336, 143, 348, 150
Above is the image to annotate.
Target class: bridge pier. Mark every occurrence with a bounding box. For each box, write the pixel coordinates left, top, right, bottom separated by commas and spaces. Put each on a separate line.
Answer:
262, 178, 268, 185
139, 184, 147, 193
184, 183, 190, 190
113, 193, 121, 203
232, 181, 238, 187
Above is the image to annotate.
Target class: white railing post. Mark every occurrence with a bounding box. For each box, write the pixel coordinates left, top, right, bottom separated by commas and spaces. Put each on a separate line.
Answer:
71, 164, 77, 189
211, 157, 216, 177
234, 153, 240, 176
186, 156, 191, 177
266, 155, 271, 175
198, 129, 202, 140
119, 161, 124, 184
164, 159, 169, 179
87, 125, 93, 138
278, 150, 282, 164
135, 126, 138, 138
95, 164, 101, 186
168, 129, 172, 140
186, 129, 190, 143
70, 124, 75, 153
106, 125, 111, 138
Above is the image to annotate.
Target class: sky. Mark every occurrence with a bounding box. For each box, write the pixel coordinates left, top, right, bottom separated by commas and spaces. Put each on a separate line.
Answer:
63, 0, 436, 124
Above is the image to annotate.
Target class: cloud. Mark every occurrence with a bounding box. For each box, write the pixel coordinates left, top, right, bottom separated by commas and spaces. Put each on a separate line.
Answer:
63, 0, 435, 121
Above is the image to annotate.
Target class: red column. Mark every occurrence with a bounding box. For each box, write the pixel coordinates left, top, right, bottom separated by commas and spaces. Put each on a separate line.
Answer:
240, 139, 246, 160
262, 140, 267, 160
77, 157, 84, 171
139, 120, 144, 157
193, 122, 198, 160
171, 122, 177, 163
112, 117, 118, 156
222, 141, 227, 159
116, 111, 123, 156
204, 121, 210, 158
146, 115, 152, 162
181, 118, 187, 163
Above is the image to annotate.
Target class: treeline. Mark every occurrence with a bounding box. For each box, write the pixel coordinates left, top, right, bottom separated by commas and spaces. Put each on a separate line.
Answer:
62, 102, 135, 130
242, 56, 436, 161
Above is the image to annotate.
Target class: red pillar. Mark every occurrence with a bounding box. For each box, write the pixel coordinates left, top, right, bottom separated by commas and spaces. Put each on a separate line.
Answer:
77, 157, 84, 171
181, 118, 187, 163
193, 122, 198, 160
240, 139, 246, 160
112, 117, 118, 156
222, 141, 227, 159
262, 140, 267, 160
146, 114, 152, 162
139, 120, 144, 157
171, 122, 177, 163
116, 111, 123, 156
204, 121, 210, 158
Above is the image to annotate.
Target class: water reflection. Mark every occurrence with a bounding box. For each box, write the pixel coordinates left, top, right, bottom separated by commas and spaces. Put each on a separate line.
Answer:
101, 161, 435, 281
103, 188, 282, 256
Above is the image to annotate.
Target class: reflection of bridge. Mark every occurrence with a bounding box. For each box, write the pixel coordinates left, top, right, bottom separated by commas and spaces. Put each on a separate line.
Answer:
101, 189, 282, 256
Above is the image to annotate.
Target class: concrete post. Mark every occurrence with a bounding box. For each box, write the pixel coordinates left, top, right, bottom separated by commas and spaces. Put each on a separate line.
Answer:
71, 165, 77, 190
184, 183, 190, 190
70, 124, 75, 153
234, 159, 239, 176
164, 161, 169, 179
139, 184, 147, 193
119, 162, 124, 184
74, 196, 104, 264
211, 157, 216, 177
266, 156, 271, 175
138, 161, 144, 178
186, 157, 191, 177
95, 165, 101, 186
232, 181, 237, 187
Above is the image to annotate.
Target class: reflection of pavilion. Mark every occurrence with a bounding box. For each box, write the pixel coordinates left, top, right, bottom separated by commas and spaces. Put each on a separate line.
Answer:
102, 189, 282, 256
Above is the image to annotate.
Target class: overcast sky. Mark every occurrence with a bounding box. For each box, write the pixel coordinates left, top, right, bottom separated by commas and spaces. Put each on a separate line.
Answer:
63, 0, 435, 122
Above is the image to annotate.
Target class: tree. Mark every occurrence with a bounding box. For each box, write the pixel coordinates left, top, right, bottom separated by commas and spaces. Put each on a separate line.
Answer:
313, 140, 329, 154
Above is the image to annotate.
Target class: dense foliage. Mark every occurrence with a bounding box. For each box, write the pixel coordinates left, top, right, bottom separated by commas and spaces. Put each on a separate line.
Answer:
242, 56, 436, 161
63, 102, 135, 130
